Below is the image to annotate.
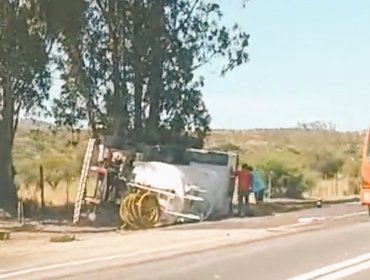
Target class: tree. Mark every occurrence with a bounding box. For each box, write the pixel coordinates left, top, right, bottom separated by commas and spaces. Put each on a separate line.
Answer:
41, 154, 68, 189
310, 152, 344, 179
259, 160, 312, 198
15, 160, 40, 190
0, 0, 85, 215
0, 1, 50, 214
53, 0, 250, 148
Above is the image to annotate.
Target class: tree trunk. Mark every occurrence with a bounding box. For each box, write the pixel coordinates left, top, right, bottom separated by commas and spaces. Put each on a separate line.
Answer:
132, 1, 147, 139
147, 0, 165, 142
112, 25, 123, 135
0, 75, 17, 216
87, 95, 98, 140
0, 143, 17, 216
65, 180, 69, 205
133, 68, 143, 137
132, 33, 143, 137
109, 0, 128, 138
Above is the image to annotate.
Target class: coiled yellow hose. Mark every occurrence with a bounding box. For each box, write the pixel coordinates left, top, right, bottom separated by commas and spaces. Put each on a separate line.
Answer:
119, 191, 161, 229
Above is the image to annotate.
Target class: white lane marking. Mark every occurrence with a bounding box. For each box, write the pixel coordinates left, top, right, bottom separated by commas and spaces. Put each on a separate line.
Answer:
297, 211, 367, 224
317, 259, 370, 280
298, 217, 328, 223
267, 219, 323, 232
288, 253, 370, 280
0, 234, 253, 280
270, 210, 367, 232
1, 210, 367, 279
331, 211, 367, 220
267, 222, 308, 231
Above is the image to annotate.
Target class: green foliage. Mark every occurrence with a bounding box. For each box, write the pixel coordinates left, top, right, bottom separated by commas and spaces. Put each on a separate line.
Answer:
41, 154, 70, 189
348, 177, 361, 195
208, 129, 362, 197
213, 143, 240, 152
310, 152, 344, 179
15, 159, 40, 188
342, 159, 360, 178
12, 127, 362, 200
13, 129, 84, 189
0, 0, 52, 210
0, 0, 86, 210
259, 160, 313, 199
51, 0, 249, 147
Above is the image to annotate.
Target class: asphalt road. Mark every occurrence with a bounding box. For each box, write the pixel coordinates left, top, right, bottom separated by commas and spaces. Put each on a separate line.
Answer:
3, 214, 370, 280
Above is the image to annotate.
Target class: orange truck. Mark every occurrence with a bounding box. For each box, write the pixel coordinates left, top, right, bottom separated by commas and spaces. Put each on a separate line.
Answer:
361, 129, 370, 216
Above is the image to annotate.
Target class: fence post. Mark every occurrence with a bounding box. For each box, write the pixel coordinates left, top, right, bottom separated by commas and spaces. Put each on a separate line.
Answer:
267, 172, 272, 202
39, 165, 45, 214
17, 200, 24, 225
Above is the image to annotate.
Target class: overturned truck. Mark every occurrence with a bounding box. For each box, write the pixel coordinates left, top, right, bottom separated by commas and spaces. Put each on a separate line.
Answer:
73, 137, 238, 229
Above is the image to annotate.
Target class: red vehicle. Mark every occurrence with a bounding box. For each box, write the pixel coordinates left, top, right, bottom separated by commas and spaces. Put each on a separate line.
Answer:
361, 129, 370, 216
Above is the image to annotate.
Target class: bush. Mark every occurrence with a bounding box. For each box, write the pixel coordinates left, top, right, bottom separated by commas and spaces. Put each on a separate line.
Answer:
342, 159, 360, 178
259, 160, 312, 199
213, 142, 240, 152
14, 130, 85, 190
310, 152, 344, 178
348, 177, 361, 195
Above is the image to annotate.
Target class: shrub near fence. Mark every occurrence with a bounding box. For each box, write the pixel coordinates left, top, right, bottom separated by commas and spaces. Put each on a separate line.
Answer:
308, 175, 360, 198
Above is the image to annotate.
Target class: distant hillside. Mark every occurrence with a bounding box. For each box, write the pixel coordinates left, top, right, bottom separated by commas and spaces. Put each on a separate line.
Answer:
205, 129, 362, 198
14, 120, 363, 174
206, 129, 362, 164
13, 121, 363, 199
17, 119, 53, 132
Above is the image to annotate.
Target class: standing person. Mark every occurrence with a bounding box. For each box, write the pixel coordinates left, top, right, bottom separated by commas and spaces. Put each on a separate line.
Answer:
251, 168, 267, 204
234, 163, 252, 216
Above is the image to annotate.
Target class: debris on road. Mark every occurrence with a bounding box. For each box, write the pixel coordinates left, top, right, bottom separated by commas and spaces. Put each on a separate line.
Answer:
49, 234, 76, 243
0, 230, 10, 240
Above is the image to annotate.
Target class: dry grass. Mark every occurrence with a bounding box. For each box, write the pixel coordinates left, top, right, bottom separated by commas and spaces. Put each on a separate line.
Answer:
13, 127, 364, 203
206, 129, 363, 198
17, 178, 98, 207
206, 129, 361, 164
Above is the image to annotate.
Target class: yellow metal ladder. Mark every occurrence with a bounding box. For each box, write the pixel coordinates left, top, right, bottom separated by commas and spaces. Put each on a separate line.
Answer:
73, 138, 96, 224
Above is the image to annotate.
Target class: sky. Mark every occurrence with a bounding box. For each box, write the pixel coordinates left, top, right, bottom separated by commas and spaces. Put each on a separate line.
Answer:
199, 0, 370, 131
42, 0, 370, 132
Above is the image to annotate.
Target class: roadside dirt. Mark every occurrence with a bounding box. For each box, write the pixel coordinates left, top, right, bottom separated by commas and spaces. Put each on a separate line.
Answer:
1, 206, 367, 278
165, 202, 365, 230
0, 197, 361, 240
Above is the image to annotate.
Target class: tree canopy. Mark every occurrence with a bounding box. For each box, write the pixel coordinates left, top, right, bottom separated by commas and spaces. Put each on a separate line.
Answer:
52, 0, 249, 145
0, 0, 249, 213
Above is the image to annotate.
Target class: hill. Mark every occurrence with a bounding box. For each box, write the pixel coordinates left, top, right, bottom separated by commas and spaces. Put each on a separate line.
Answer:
12, 125, 364, 204
206, 129, 362, 198
206, 129, 362, 169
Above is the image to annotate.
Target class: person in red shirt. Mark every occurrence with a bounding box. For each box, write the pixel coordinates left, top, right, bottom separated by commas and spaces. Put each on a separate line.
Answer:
234, 163, 252, 216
